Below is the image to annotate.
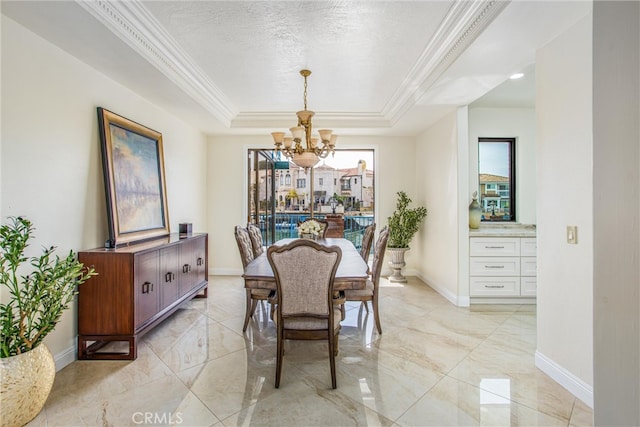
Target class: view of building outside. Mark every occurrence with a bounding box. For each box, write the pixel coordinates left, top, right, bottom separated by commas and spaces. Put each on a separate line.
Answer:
249, 149, 375, 247
274, 159, 374, 214
478, 141, 512, 220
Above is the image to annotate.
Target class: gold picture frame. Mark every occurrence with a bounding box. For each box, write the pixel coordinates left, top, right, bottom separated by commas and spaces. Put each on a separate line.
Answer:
97, 107, 170, 246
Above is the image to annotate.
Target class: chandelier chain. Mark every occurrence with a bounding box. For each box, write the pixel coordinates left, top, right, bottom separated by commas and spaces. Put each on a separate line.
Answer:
303, 74, 308, 111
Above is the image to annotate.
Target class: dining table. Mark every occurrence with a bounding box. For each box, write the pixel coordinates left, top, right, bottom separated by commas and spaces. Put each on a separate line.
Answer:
242, 237, 369, 291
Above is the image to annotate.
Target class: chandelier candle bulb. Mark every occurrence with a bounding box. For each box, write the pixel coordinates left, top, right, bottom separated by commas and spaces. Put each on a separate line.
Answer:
271, 69, 338, 169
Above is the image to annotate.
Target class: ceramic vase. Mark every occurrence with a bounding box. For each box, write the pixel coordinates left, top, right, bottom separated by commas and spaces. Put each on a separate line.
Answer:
469, 192, 482, 229
0, 344, 56, 427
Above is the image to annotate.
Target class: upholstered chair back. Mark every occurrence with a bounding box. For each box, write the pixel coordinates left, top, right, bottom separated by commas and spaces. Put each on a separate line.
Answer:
371, 226, 390, 285
246, 223, 264, 257
234, 225, 255, 268
359, 223, 377, 261
267, 240, 341, 319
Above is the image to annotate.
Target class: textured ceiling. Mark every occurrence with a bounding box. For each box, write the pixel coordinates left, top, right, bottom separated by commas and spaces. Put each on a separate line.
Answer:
1, 1, 592, 136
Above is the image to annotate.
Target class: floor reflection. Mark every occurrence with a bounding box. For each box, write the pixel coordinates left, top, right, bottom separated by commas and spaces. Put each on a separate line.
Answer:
30, 276, 593, 426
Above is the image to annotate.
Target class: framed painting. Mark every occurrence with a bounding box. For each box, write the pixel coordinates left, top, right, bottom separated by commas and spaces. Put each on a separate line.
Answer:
97, 107, 170, 246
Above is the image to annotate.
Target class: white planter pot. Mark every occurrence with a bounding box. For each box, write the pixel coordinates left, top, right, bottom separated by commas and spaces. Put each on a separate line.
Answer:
388, 247, 409, 283
0, 344, 56, 427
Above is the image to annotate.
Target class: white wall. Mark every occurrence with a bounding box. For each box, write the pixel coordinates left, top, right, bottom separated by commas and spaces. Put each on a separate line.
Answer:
592, 2, 640, 424
415, 110, 462, 304
207, 135, 417, 275
1, 16, 208, 368
534, 12, 594, 405
468, 107, 537, 224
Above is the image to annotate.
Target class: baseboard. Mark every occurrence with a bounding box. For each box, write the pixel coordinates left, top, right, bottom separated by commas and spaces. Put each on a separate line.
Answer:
210, 268, 242, 276
416, 272, 470, 307
54, 345, 77, 372
535, 350, 594, 408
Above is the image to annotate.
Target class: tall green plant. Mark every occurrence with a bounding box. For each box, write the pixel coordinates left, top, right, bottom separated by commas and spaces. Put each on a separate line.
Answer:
387, 191, 428, 248
0, 216, 96, 357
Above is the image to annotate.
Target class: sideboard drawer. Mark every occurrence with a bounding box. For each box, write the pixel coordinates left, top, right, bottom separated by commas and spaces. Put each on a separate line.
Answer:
470, 238, 520, 256
470, 277, 520, 296
469, 257, 520, 276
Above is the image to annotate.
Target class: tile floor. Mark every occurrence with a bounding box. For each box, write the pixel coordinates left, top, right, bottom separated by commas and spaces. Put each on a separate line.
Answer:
29, 276, 593, 426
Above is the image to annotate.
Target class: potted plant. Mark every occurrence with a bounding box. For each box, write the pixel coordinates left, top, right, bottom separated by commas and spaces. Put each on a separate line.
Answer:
0, 216, 96, 427
386, 191, 427, 283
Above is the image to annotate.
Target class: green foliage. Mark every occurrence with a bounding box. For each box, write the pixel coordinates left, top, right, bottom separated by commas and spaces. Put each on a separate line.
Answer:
0, 217, 96, 357
387, 191, 428, 248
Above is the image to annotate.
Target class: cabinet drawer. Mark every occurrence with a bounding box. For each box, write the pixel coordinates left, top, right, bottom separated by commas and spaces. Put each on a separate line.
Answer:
470, 238, 520, 256
521, 238, 537, 256
470, 257, 520, 276
521, 257, 537, 276
470, 277, 520, 296
521, 277, 537, 296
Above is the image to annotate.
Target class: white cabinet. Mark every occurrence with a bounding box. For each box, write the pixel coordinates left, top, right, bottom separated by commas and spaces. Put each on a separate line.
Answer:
469, 237, 536, 298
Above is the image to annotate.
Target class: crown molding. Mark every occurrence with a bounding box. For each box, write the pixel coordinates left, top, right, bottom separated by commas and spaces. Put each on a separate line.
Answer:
76, 0, 237, 126
383, 0, 510, 124
75, 0, 507, 131
231, 111, 391, 130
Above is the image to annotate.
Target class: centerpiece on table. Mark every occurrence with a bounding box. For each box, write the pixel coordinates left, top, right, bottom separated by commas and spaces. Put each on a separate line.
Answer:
298, 220, 322, 240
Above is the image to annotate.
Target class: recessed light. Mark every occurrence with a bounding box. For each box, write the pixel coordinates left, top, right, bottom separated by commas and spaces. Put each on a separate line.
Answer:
510, 73, 524, 80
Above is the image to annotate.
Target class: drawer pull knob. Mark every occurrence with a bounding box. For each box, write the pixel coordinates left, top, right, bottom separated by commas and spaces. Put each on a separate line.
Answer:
183, 264, 191, 273
142, 281, 154, 294
485, 265, 505, 269
485, 246, 505, 249
197, 257, 204, 266
486, 285, 505, 289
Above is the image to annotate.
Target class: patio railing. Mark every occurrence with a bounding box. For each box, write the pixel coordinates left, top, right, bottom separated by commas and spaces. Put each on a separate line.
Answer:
258, 213, 375, 253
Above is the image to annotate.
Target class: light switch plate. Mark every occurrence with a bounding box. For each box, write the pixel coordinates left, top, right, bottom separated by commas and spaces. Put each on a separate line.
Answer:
567, 226, 578, 244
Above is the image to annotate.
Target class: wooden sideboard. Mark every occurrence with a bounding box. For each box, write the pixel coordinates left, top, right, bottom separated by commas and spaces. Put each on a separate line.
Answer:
77, 233, 208, 360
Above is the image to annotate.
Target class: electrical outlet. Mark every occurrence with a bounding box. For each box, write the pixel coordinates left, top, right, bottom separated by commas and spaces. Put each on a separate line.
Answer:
567, 226, 578, 244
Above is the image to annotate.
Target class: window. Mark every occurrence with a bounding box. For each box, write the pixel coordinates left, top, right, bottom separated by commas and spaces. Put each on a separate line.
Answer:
247, 148, 375, 246
478, 138, 515, 222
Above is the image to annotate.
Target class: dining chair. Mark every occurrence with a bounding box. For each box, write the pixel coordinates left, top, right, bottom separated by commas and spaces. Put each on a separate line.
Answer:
342, 226, 390, 334
298, 218, 329, 238
267, 239, 343, 389
234, 225, 274, 332
359, 223, 376, 262
246, 223, 265, 257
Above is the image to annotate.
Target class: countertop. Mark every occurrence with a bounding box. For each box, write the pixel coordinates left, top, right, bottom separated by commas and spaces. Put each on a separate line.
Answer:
469, 224, 536, 237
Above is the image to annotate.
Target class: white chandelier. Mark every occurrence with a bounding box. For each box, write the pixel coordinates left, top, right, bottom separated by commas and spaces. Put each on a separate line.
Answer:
271, 69, 337, 169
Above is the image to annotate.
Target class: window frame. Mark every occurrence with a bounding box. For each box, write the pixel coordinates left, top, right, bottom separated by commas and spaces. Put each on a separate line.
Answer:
478, 137, 516, 222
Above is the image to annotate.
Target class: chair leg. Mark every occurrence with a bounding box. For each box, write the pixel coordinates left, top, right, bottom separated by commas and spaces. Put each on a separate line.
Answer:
250, 298, 259, 316
329, 332, 338, 389
340, 303, 345, 320
362, 300, 370, 313
243, 290, 253, 332
372, 295, 382, 334
275, 328, 284, 388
